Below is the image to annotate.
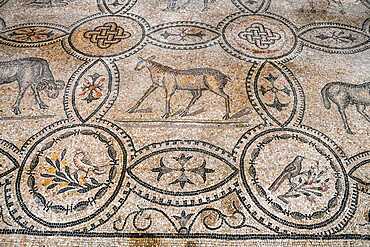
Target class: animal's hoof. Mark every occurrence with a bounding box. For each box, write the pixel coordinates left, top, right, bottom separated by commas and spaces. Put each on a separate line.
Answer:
310, 9, 316, 13
222, 114, 230, 121
179, 109, 188, 117
126, 107, 136, 113
162, 7, 174, 12
340, 10, 346, 14
321, 10, 327, 13
176, 6, 187, 11
162, 113, 170, 119
12, 107, 21, 115
346, 129, 354, 135
298, 8, 304, 12
39, 103, 49, 109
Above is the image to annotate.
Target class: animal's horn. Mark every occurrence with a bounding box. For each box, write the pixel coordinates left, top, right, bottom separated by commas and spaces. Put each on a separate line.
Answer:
147, 55, 156, 61
138, 56, 144, 61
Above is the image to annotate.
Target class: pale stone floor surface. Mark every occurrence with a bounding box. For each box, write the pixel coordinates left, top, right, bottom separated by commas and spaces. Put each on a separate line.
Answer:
0, 0, 369, 246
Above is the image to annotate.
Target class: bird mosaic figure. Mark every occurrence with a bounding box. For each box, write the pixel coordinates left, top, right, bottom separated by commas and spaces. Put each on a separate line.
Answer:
268, 155, 305, 192
72, 149, 107, 178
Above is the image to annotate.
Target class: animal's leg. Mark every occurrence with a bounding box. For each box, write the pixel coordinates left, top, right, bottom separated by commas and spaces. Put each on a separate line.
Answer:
324, 0, 345, 14
31, 85, 49, 109
179, 90, 202, 117
356, 104, 370, 123
299, 0, 308, 12
12, 85, 28, 115
337, 105, 353, 134
307, 0, 316, 12
163, 0, 177, 11
127, 85, 158, 113
201, 0, 210, 12
163, 90, 175, 119
177, 0, 191, 10
208, 88, 230, 120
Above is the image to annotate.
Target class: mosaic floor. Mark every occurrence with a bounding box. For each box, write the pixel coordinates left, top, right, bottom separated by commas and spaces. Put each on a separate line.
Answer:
0, 0, 369, 246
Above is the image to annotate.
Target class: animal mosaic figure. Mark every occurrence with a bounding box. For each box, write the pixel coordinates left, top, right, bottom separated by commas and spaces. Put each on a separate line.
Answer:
127, 55, 231, 120
73, 149, 107, 178
23, 0, 73, 7
163, 0, 214, 12
299, 0, 345, 14
268, 156, 305, 192
321, 81, 370, 134
0, 57, 65, 114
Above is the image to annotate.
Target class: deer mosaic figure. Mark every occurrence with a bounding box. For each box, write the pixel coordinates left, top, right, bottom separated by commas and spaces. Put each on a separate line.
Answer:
299, 0, 345, 14
321, 81, 370, 134
127, 55, 231, 120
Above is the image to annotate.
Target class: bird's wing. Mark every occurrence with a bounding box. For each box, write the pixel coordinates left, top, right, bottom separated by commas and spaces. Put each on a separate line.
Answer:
282, 162, 296, 173
81, 158, 93, 166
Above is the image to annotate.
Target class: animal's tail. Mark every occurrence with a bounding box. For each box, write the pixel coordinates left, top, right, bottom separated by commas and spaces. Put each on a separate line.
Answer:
321, 83, 332, 109
268, 172, 287, 192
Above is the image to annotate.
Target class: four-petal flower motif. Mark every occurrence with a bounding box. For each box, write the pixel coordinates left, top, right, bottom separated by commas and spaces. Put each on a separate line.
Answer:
7, 27, 54, 42
79, 73, 105, 103
151, 153, 215, 189
260, 73, 291, 111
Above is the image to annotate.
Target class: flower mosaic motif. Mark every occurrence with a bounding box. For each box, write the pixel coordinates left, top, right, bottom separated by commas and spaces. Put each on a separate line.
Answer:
79, 73, 105, 103
7, 27, 54, 42
259, 73, 291, 111
83, 22, 131, 49
173, 210, 194, 228
151, 153, 215, 189
109, 0, 124, 7
238, 23, 281, 49
160, 28, 206, 41
315, 31, 357, 44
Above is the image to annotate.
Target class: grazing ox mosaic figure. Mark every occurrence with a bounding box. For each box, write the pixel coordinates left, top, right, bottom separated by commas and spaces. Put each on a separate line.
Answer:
321, 81, 370, 134
163, 0, 214, 12
127, 55, 231, 120
0, 57, 65, 114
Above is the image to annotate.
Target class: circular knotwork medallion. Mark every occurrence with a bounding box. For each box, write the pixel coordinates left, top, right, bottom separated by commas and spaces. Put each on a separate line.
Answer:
220, 13, 300, 62
67, 14, 146, 58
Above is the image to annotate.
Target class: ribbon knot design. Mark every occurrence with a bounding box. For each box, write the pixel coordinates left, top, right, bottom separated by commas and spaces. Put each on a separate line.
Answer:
238, 23, 281, 49
83, 22, 131, 49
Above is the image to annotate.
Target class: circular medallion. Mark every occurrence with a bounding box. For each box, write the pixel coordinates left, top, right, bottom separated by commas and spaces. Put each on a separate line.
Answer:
221, 14, 298, 61
68, 15, 145, 58
15, 123, 128, 229
237, 126, 355, 233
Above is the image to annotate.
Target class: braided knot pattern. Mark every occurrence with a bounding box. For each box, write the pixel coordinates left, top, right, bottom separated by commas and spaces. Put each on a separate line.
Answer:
84, 22, 131, 49
238, 23, 281, 49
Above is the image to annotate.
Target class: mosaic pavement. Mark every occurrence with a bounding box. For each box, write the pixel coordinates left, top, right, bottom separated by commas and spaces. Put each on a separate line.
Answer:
0, 0, 369, 246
